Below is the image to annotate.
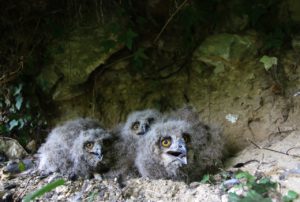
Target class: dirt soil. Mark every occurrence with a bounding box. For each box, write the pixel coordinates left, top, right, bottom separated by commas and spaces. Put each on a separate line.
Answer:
225, 130, 300, 201
1, 130, 299, 202
0, 171, 222, 201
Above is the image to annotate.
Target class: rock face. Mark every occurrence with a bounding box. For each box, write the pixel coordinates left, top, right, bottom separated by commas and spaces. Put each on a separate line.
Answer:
36, 22, 123, 101
193, 33, 258, 73
36, 28, 300, 152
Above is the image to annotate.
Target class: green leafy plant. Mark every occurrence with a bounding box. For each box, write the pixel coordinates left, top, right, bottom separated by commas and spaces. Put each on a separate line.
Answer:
200, 174, 215, 184
259, 55, 278, 71
283, 191, 299, 202
88, 191, 97, 202
100, 22, 149, 72
22, 179, 65, 202
18, 161, 26, 172
0, 82, 47, 145
227, 171, 298, 202
101, 21, 138, 51
229, 191, 272, 202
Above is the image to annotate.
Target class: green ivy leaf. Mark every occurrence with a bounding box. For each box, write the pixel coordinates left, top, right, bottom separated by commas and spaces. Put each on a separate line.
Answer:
244, 190, 272, 202
235, 171, 255, 183
134, 48, 148, 60
283, 190, 299, 202
15, 95, 23, 110
13, 83, 23, 96
259, 55, 278, 71
0, 125, 7, 133
8, 119, 19, 131
251, 177, 277, 195
5, 97, 11, 107
18, 161, 26, 172
287, 191, 298, 199
132, 48, 148, 70
18, 119, 25, 129
26, 101, 30, 109
200, 174, 211, 183
228, 192, 241, 202
118, 29, 138, 50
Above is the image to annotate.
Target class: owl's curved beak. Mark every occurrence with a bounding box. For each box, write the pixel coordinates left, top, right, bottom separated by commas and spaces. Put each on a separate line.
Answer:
90, 151, 103, 160
178, 154, 187, 165
137, 132, 145, 135
167, 150, 187, 165
167, 140, 187, 165
137, 124, 150, 135
89, 146, 103, 160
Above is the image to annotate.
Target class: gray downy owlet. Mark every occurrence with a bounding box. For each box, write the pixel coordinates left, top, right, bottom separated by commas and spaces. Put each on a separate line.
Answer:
107, 109, 162, 178
37, 118, 114, 179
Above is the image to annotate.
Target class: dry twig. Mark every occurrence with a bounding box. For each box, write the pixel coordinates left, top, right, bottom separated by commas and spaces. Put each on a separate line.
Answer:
153, 0, 189, 43
247, 139, 300, 158
15, 176, 34, 201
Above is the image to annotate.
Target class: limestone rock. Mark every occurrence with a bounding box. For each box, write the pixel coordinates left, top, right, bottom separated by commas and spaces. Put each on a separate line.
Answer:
0, 137, 28, 160
193, 33, 258, 72
36, 25, 123, 101
26, 140, 36, 153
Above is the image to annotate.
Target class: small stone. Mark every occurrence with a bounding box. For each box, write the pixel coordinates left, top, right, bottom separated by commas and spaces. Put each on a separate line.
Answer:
93, 173, 102, 180
189, 182, 201, 189
55, 185, 68, 193
26, 140, 37, 153
0, 137, 28, 159
222, 179, 240, 189
228, 186, 244, 196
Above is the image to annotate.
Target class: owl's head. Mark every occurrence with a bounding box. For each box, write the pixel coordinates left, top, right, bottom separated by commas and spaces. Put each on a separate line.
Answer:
72, 128, 112, 170
149, 120, 192, 172
124, 109, 161, 137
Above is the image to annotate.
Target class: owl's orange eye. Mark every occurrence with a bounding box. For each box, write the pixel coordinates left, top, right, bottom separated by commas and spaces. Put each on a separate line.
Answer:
85, 142, 94, 150
132, 122, 140, 130
161, 137, 172, 148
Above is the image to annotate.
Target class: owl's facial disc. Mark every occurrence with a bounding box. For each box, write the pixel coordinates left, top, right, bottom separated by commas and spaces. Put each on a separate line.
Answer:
161, 137, 187, 165
132, 121, 150, 136
84, 141, 103, 160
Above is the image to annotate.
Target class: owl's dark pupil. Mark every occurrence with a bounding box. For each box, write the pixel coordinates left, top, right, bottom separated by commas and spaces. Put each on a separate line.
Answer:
161, 138, 171, 147
132, 122, 140, 130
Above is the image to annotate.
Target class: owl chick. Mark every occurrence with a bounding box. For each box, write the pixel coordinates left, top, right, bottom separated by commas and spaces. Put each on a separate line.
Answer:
122, 109, 162, 138
108, 109, 162, 177
135, 120, 192, 180
169, 106, 225, 180
37, 118, 113, 178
